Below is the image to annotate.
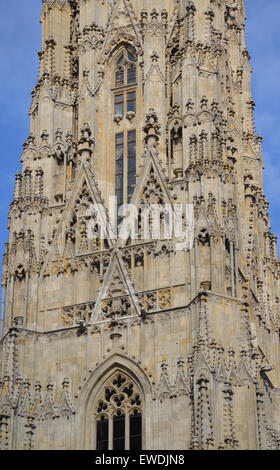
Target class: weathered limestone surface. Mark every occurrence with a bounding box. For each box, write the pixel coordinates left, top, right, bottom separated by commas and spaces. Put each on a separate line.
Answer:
0, 0, 279, 450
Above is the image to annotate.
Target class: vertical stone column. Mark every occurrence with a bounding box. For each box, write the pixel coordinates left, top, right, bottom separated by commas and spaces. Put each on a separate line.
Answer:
0, 414, 10, 450
1, 284, 6, 338
194, 373, 214, 450
142, 9, 167, 156
24, 416, 36, 451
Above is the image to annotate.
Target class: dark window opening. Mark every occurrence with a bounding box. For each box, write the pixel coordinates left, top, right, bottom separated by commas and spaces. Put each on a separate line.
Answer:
116, 67, 124, 87
127, 65, 136, 85
95, 373, 143, 450
113, 412, 125, 450
116, 133, 124, 225
127, 50, 137, 62
130, 411, 142, 450
225, 238, 231, 254
96, 417, 109, 450
127, 130, 136, 202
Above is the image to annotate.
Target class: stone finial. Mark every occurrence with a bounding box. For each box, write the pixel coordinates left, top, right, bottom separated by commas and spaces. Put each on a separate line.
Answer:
143, 108, 161, 147
78, 123, 95, 160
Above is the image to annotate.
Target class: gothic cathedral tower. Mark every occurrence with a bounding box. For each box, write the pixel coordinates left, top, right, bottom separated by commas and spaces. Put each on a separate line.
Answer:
0, 0, 279, 451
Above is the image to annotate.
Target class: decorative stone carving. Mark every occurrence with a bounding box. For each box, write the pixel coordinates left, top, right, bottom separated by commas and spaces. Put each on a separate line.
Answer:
95, 372, 143, 420
61, 302, 95, 327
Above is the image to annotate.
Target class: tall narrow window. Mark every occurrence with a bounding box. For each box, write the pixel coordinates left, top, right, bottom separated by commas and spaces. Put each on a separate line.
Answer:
95, 372, 143, 450
113, 47, 137, 117
127, 65, 136, 85
115, 133, 124, 223
130, 410, 142, 450
127, 92, 136, 113
127, 130, 136, 202
115, 130, 136, 214
115, 95, 124, 115
96, 416, 109, 450
113, 47, 138, 221
113, 412, 126, 450
116, 67, 124, 87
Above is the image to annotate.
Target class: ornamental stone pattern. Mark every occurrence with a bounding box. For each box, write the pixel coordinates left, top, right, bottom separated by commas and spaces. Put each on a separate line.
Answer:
0, 0, 279, 450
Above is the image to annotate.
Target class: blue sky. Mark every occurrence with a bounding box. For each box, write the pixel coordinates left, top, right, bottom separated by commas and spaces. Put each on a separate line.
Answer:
0, 0, 279, 261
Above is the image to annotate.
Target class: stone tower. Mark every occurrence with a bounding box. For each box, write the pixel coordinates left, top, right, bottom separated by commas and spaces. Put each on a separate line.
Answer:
0, 0, 279, 451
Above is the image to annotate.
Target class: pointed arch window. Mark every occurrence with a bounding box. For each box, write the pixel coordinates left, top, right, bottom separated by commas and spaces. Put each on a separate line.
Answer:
95, 372, 143, 450
115, 47, 137, 89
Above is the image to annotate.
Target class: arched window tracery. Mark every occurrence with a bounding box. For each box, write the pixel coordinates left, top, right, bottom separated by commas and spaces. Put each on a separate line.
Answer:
95, 372, 143, 450
114, 48, 137, 115
115, 47, 137, 89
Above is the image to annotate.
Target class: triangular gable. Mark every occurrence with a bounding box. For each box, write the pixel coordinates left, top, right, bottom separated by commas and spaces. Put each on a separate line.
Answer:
18, 386, 32, 418
112, 148, 176, 248
90, 250, 143, 324
130, 147, 174, 209
195, 199, 220, 238
228, 362, 240, 386
40, 163, 113, 277
238, 359, 253, 385
157, 374, 173, 400
174, 369, 189, 396
216, 359, 228, 383
39, 395, 56, 421
101, 0, 142, 61
57, 380, 75, 418
156, 364, 173, 400
57, 391, 75, 418
194, 350, 212, 378
144, 62, 165, 85
201, 54, 219, 75
30, 383, 42, 419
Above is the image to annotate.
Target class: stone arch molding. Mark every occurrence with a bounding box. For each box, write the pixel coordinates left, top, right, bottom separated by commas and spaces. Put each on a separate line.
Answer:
76, 354, 153, 450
